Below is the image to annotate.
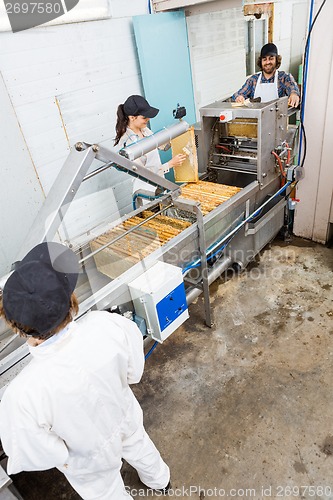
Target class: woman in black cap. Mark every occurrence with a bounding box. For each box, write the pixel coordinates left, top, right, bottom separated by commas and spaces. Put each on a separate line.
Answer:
232, 43, 300, 106
114, 95, 186, 201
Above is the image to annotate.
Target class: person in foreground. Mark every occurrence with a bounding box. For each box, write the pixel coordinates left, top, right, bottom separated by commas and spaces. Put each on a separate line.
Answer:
232, 43, 300, 107
114, 94, 186, 199
0, 242, 170, 499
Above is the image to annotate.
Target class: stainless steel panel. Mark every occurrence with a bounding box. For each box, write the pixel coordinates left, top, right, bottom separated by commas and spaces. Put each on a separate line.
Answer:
199, 97, 288, 189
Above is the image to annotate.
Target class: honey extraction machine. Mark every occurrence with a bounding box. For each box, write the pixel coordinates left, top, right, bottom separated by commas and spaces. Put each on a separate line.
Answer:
0, 96, 302, 395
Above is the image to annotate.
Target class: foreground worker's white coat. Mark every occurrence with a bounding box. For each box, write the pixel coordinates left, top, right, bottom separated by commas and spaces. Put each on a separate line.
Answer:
0, 311, 170, 499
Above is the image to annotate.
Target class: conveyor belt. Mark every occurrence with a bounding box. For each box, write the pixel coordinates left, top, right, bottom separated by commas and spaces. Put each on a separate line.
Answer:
89, 181, 241, 278
180, 181, 241, 214
90, 212, 191, 269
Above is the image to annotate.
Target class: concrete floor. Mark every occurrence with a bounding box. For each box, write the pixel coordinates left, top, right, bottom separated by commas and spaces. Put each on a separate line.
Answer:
10, 237, 333, 499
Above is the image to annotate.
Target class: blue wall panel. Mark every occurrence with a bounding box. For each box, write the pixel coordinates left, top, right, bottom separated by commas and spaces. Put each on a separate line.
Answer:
133, 12, 196, 166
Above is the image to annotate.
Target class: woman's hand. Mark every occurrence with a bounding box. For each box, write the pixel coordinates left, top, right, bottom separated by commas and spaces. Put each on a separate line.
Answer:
169, 154, 187, 168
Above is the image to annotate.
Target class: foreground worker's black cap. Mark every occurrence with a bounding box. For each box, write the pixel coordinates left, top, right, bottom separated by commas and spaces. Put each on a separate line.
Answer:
123, 95, 159, 118
2, 242, 79, 336
260, 43, 278, 58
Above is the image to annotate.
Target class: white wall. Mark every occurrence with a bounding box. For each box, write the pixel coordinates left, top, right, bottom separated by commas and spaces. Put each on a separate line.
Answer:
0, 73, 44, 276
186, 1, 245, 117
273, 0, 308, 79
0, 0, 149, 274
294, 0, 333, 243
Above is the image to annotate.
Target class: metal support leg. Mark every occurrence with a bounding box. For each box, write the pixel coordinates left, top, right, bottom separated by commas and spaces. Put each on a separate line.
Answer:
194, 205, 213, 328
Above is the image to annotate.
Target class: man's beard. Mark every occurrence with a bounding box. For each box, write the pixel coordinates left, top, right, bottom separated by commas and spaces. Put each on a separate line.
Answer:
263, 63, 276, 76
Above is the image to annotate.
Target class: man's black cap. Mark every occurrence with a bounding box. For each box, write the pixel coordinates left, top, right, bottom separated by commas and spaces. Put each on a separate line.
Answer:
3, 242, 79, 336
260, 43, 278, 58
123, 95, 159, 118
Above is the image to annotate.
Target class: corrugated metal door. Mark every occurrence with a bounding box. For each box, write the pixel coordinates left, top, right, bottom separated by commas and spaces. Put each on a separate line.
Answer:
186, 7, 246, 114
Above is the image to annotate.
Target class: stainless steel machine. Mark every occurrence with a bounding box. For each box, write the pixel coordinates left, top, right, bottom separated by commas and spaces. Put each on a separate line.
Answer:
0, 97, 301, 395
197, 96, 302, 265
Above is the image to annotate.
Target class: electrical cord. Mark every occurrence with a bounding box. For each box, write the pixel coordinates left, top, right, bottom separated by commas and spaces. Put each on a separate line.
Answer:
299, 0, 327, 168
145, 341, 158, 359
299, 121, 307, 169
303, 0, 327, 57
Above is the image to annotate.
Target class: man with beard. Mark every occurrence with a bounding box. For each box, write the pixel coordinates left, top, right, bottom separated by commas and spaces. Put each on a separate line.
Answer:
232, 43, 300, 107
